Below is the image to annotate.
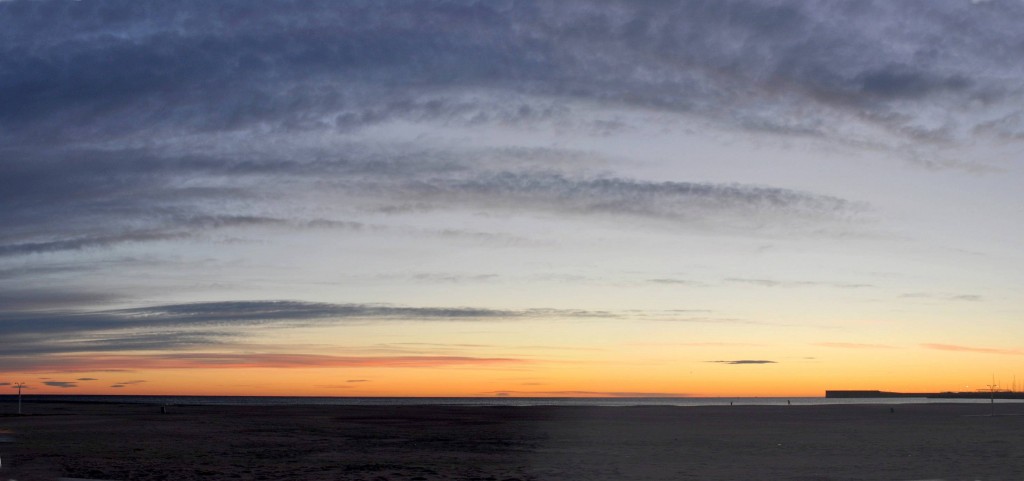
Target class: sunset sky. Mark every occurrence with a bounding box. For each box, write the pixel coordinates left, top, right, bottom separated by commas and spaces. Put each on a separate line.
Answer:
3, 0, 1024, 397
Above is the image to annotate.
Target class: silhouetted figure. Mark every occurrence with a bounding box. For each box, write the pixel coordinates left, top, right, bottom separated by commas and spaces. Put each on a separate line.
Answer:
787, 400, 791, 405
890, 407, 894, 413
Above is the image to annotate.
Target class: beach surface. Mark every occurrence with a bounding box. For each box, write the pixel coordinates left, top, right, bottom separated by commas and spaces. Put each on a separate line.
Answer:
1, 401, 1023, 480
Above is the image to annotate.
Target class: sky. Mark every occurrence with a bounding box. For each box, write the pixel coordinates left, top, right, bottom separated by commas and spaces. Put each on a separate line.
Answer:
2, 0, 1024, 397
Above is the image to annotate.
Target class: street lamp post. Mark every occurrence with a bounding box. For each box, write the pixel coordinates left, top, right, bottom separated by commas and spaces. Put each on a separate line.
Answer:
12, 383, 25, 415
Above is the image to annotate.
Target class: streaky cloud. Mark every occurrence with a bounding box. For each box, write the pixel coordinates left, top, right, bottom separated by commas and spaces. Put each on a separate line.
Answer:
42, 381, 77, 388
815, 342, 895, 350
2, 1, 1021, 146
0, 145, 862, 260
0, 300, 621, 363
422, 173, 858, 223
921, 344, 1024, 356
15, 354, 529, 373
706, 360, 777, 365
900, 292, 983, 302
726, 278, 874, 289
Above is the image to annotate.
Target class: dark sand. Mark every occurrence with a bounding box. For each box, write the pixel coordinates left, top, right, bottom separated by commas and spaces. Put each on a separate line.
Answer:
2, 401, 1023, 480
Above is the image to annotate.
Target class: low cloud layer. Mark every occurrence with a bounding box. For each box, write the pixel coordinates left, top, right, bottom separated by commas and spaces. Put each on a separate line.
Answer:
42, 381, 78, 388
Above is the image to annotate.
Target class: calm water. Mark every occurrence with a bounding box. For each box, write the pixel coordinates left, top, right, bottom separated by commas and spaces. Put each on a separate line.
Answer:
3, 395, 1020, 407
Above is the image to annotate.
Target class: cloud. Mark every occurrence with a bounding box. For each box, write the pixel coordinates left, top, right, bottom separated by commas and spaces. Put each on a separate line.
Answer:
0, 382, 9, 386
109, 380, 145, 388
42, 381, 78, 388
629, 342, 762, 348
921, 344, 1024, 356
76, 377, 98, 381
707, 360, 777, 365
12, 1, 979, 270
0, 148, 862, 262
0, 230, 189, 257
346, 379, 370, 383
7, 304, 549, 374
726, 278, 873, 289
1, 299, 620, 338
648, 279, 707, 287
16, 354, 528, 373
408, 173, 858, 225
647, 316, 768, 325
0, 299, 635, 371
410, 273, 500, 283
0, 289, 121, 311
900, 292, 983, 302
2, 1, 1020, 146
0, 300, 560, 338
815, 342, 895, 349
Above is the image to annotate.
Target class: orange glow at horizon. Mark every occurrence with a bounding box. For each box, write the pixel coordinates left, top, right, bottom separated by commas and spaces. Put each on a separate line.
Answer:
6, 342, 1023, 398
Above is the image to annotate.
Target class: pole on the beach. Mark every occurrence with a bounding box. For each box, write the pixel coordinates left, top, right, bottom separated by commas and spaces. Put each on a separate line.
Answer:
987, 380, 997, 417
13, 382, 25, 415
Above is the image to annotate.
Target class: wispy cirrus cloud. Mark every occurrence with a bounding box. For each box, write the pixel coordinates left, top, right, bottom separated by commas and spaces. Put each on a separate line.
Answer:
0, 149, 862, 263
0, 300, 606, 371
9, 0, 984, 271
0, 300, 600, 338
647, 278, 707, 287
815, 342, 895, 349
19, 354, 528, 373
3, 1, 1020, 146
0, 286, 122, 311
628, 342, 763, 348
726, 278, 873, 289
0, 299, 767, 373
921, 344, 1024, 356
901, 293, 983, 302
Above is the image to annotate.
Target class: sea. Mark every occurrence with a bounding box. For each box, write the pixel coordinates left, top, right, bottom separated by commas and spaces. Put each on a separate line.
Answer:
3, 395, 1021, 407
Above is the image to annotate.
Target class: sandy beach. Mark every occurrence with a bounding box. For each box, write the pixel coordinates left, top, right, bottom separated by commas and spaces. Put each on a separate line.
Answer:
1, 401, 1023, 480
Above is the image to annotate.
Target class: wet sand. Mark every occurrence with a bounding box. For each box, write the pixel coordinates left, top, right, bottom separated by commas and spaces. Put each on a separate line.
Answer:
2, 401, 1023, 480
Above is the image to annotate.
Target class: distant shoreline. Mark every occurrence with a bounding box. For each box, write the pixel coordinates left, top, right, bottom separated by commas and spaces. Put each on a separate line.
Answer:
826, 389, 1024, 399
3, 394, 1023, 408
